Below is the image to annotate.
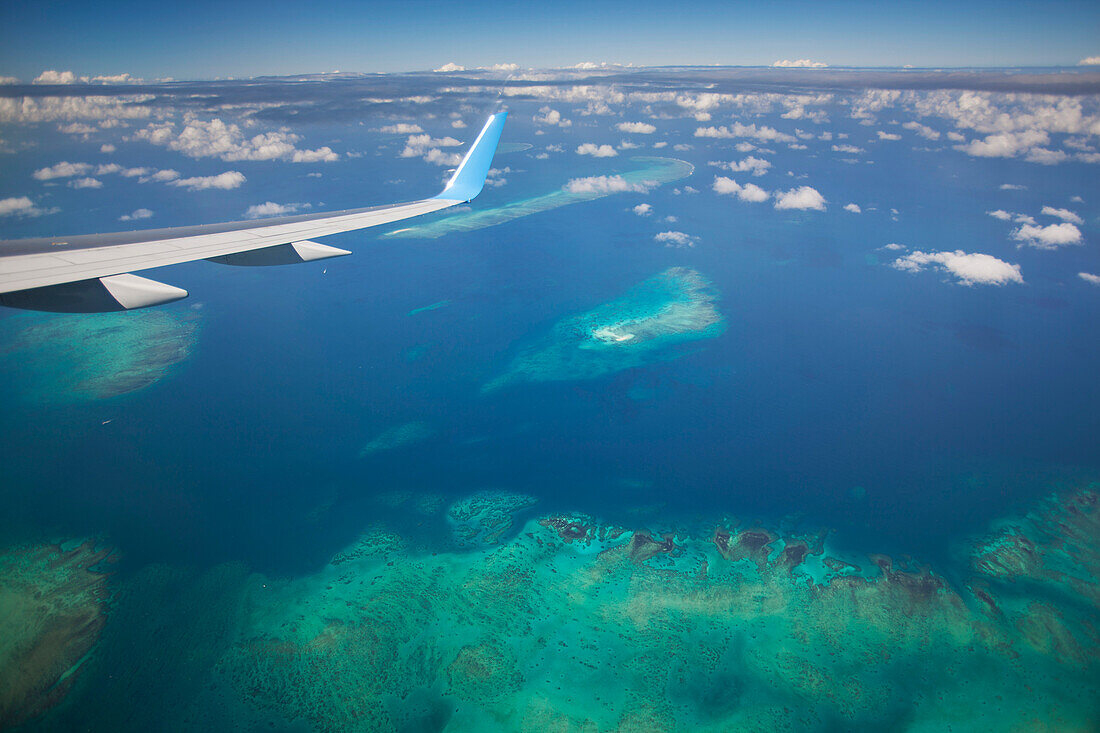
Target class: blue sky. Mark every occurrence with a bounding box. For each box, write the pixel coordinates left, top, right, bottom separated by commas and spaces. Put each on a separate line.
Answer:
1, 0, 1098, 79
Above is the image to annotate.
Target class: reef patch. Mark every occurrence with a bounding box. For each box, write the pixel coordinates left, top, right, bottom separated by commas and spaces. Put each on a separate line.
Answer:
384, 157, 693, 239
0, 309, 200, 404
0, 541, 115, 727
484, 267, 725, 392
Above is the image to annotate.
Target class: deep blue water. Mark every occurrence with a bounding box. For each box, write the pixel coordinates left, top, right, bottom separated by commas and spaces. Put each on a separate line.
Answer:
1, 72, 1099, 581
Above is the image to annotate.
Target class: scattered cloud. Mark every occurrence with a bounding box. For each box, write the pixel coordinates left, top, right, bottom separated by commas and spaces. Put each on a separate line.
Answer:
633, 203, 652, 216
245, 201, 306, 218
713, 156, 771, 176
772, 59, 827, 68
119, 208, 153, 221
616, 121, 656, 134
1040, 206, 1083, 224
485, 166, 510, 187
1079, 272, 1100, 285
0, 196, 54, 217
576, 143, 617, 157
68, 177, 102, 189
831, 143, 864, 154
655, 231, 697, 247
999, 183, 1026, 190
563, 175, 650, 194
58, 122, 96, 135
844, 203, 861, 213
712, 176, 769, 202
424, 149, 462, 166
100, 143, 116, 153
33, 161, 92, 180
169, 171, 246, 191
143, 169, 179, 182
1011, 222, 1083, 249
136, 118, 338, 163
451, 119, 467, 129
892, 250, 1023, 286
534, 107, 572, 127
91, 73, 138, 84
33, 70, 78, 84
774, 185, 826, 211
1079, 56, 1100, 66
433, 63, 465, 73
986, 209, 1013, 220
902, 121, 940, 140
880, 243, 906, 251
695, 123, 796, 143
378, 123, 424, 134
400, 133, 462, 165
877, 131, 902, 141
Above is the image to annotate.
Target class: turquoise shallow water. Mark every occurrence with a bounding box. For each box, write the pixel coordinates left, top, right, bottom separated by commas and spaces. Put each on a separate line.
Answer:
1, 69, 1099, 730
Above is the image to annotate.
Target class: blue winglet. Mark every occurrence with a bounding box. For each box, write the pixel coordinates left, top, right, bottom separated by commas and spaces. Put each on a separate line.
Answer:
434, 111, 508, 203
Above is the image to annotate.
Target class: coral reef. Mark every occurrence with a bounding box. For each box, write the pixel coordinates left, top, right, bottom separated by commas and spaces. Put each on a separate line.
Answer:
0, 308, 200, 403
484, 267, 725, 392
447, 491, 538, 547
0, 541, 114, 727
384, 157, 693, 240
208, 484, 1100, 731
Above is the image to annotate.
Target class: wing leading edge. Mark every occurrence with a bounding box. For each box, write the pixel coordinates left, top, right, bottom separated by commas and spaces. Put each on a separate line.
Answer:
0, 111, 507, 312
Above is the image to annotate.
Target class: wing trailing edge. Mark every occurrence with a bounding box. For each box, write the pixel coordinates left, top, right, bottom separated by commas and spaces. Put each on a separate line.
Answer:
0, 111, 507, 312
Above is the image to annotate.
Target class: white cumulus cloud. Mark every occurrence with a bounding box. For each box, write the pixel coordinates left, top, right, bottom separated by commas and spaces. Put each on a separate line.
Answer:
772, 59, 827, 68
245, 201, 305, 218
633, 203, 652, 216
534, 107, 572, 127
33, 161, 92, 180
119, 208, 153, 221
844, 203, 861, 213
714, 156, 772, 176
902, 121, 941, 140
1040, 206, 1083, 224
877, 131, 902, 141
0, 196, 53, 217
378, 123, 424, 134
655, 231, 697, 247
68, 177, 102, 189
892, 250, 1023, 286
400, 133, 462, 162
169, 171, 246, 191
33, 70, 79, 84
1079, 272, 1100, 285
695, 123, 796, 143
1011, 222, 1083, 249
136, 118, 338, 163
616, 122, 656, 134
774, 185, 826, 211
576, 143, 617, 158
563, 175, 650, 194
712, 176, 769, 203
1078, 56, 1100, 66
433, 63, 465, 73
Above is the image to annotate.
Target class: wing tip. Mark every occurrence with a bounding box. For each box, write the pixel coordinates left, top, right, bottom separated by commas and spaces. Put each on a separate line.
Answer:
434, 111, 508, 203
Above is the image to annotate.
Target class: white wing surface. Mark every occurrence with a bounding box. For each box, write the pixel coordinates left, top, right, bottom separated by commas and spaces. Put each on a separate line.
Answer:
0, 112, 507, 312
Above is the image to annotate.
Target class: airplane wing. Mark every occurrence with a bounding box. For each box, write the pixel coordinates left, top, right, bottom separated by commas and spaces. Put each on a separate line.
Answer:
0, 112, 507, 312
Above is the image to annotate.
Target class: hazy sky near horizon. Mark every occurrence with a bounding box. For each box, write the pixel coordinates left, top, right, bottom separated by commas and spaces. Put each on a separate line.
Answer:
1, 0, 1098, 80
